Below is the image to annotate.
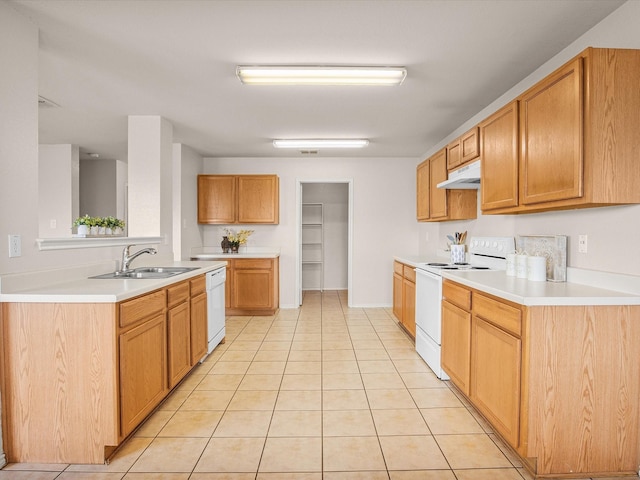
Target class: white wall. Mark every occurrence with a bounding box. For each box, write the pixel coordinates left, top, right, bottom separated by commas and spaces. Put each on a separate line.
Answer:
203, 157, 418, 307
302, 183, 349, 290
80, 158, 118, 218
417, 0, 640, 278
173, 143, 204, 260
38, 144, 79, 238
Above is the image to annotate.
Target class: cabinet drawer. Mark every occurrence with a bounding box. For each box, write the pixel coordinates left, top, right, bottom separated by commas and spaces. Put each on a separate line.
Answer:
190, 274, 206, 296
474, 294, 521, 337
119, 289, 166, 329
403, 265, 416, 283
167, 281, 189, 309
394, 261, 404, 275
443, 281, 471, 311
234, 258, 272, 270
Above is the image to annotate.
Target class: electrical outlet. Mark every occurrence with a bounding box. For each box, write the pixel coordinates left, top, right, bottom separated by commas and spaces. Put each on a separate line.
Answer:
8, 234, 21, 258
50, 219, 57, 229
578, 234, 588, 254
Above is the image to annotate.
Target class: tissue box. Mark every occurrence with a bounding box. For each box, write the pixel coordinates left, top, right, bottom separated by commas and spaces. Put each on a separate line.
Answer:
516, 235, 567, 282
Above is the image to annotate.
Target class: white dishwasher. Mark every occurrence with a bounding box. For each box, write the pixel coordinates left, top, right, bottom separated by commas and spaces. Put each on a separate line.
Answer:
205, 266, 226, 356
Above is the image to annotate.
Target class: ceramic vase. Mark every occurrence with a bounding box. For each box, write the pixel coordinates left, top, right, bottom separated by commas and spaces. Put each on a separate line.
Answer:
450, 244, 465, 263
221, 236, 230, 253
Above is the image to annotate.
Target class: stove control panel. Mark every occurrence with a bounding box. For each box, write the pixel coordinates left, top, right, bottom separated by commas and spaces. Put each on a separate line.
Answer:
469, 236, 515, 258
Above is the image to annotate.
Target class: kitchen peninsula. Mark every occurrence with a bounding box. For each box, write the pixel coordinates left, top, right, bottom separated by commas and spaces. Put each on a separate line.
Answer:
0, 261, 224, 464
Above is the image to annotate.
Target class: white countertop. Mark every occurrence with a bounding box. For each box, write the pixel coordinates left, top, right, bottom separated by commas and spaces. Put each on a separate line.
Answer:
192, 252, 280, 260
0, 260, 227, 303
440, 269, 640, 306
394, 254, 640, 306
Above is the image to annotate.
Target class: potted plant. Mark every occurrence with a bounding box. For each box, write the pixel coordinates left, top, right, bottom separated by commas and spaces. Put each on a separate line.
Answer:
72, 214, 92, 236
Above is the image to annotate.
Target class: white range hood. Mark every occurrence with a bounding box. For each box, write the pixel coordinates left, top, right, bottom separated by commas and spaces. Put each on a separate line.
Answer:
437, 160, 481, 189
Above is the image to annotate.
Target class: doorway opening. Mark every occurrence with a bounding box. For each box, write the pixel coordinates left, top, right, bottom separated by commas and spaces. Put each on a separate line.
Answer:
296, 180, 353, 307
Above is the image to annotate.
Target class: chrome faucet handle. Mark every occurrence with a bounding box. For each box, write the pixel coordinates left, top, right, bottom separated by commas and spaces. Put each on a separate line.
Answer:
120, 244, 136, 272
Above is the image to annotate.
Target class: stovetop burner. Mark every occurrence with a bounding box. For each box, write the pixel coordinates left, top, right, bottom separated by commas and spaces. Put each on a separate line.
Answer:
422, 262, 493, 271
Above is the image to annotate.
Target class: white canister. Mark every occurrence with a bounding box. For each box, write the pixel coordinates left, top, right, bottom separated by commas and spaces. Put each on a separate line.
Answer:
450, 244, 466, 264
506, 253, 517, 276
527, 255, 547, 282
516, 254, 528, 278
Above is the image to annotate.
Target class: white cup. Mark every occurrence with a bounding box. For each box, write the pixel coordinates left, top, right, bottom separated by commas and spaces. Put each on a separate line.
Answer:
516, 254, 528, 278
506, 253, 517, 276
527, 255, 547, 282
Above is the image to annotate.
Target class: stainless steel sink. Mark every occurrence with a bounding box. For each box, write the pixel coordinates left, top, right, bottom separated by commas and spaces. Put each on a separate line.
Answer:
90, 266, 199, 279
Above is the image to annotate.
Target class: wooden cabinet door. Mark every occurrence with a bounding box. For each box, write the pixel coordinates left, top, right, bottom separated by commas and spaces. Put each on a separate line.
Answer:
237, 175, 279, 224
167, 301, 191, 389
392, 270, 403, 322
232, 259, 274, 310
460, 127, 480, 163
119, 313, 167, 437
416, 159, 430, 220
190, 291, 208, 364
429, 148, 448, 219
441, 300, 471, 395
197, 175, 236, 224
402, 277, 416, 338
447, 140, 461, 170
481, 101, 519, 211
471, 316, 521, 448
520, 57, 583, 205
224, 262, 233, 308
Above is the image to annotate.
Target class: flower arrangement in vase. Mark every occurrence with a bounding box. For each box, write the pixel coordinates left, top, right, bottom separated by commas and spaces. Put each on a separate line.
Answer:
224, 228, 254, 253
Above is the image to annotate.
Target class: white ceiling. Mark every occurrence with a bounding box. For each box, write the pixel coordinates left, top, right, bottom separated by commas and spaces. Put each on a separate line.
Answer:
11, 0, 625, 161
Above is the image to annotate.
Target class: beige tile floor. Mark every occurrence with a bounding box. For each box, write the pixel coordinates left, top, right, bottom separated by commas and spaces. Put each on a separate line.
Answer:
0, 290, 608, 479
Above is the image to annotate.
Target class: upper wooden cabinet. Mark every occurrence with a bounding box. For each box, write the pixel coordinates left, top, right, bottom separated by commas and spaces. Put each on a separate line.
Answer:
481, 47, 640, 214
198, 174, 279, 224
447, 126, 479, 171
416, 148, 477, 222
520, 57, 583, 205
480, 101, 519, 211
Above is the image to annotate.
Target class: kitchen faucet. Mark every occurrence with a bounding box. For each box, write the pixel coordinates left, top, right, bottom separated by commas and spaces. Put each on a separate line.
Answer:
120, 245, 157, 272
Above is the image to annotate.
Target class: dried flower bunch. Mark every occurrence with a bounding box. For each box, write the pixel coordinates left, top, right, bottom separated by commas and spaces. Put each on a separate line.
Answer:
224, 228, 254, 245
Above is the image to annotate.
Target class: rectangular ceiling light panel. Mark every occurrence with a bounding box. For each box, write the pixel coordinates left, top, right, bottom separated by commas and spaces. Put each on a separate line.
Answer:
273, 139, 369, 149
237, 66, 406, 86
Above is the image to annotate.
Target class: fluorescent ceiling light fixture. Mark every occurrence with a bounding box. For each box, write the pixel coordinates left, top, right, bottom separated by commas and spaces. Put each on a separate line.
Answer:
237, 66, 406, 85
273, 139, 370, 149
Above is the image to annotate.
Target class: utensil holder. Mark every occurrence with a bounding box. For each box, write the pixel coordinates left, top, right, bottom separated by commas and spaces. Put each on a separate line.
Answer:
450, 244, 465, 264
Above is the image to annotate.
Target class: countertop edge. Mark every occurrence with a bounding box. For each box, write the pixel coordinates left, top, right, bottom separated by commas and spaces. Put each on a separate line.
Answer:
0, 261, 227, 303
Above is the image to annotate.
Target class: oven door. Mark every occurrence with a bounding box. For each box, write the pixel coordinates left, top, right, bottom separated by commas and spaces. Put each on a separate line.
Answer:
415, 267, 443, 342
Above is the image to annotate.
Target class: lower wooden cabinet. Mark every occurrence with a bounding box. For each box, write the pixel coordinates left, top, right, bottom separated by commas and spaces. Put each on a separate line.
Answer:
392, 260, 415, 338
226, 257, 279, 315
167, 287, 192, 389
190, 275, 208, 364
440, 279, 640, 478
119, 312, 168, 437
0, 273, 211, 464
441, 299, 471, 395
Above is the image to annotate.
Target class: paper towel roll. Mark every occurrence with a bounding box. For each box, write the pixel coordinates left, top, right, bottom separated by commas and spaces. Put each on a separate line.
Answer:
516, 254, 528, 278
506, 253, 517, 276
527, 255, 547, 282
